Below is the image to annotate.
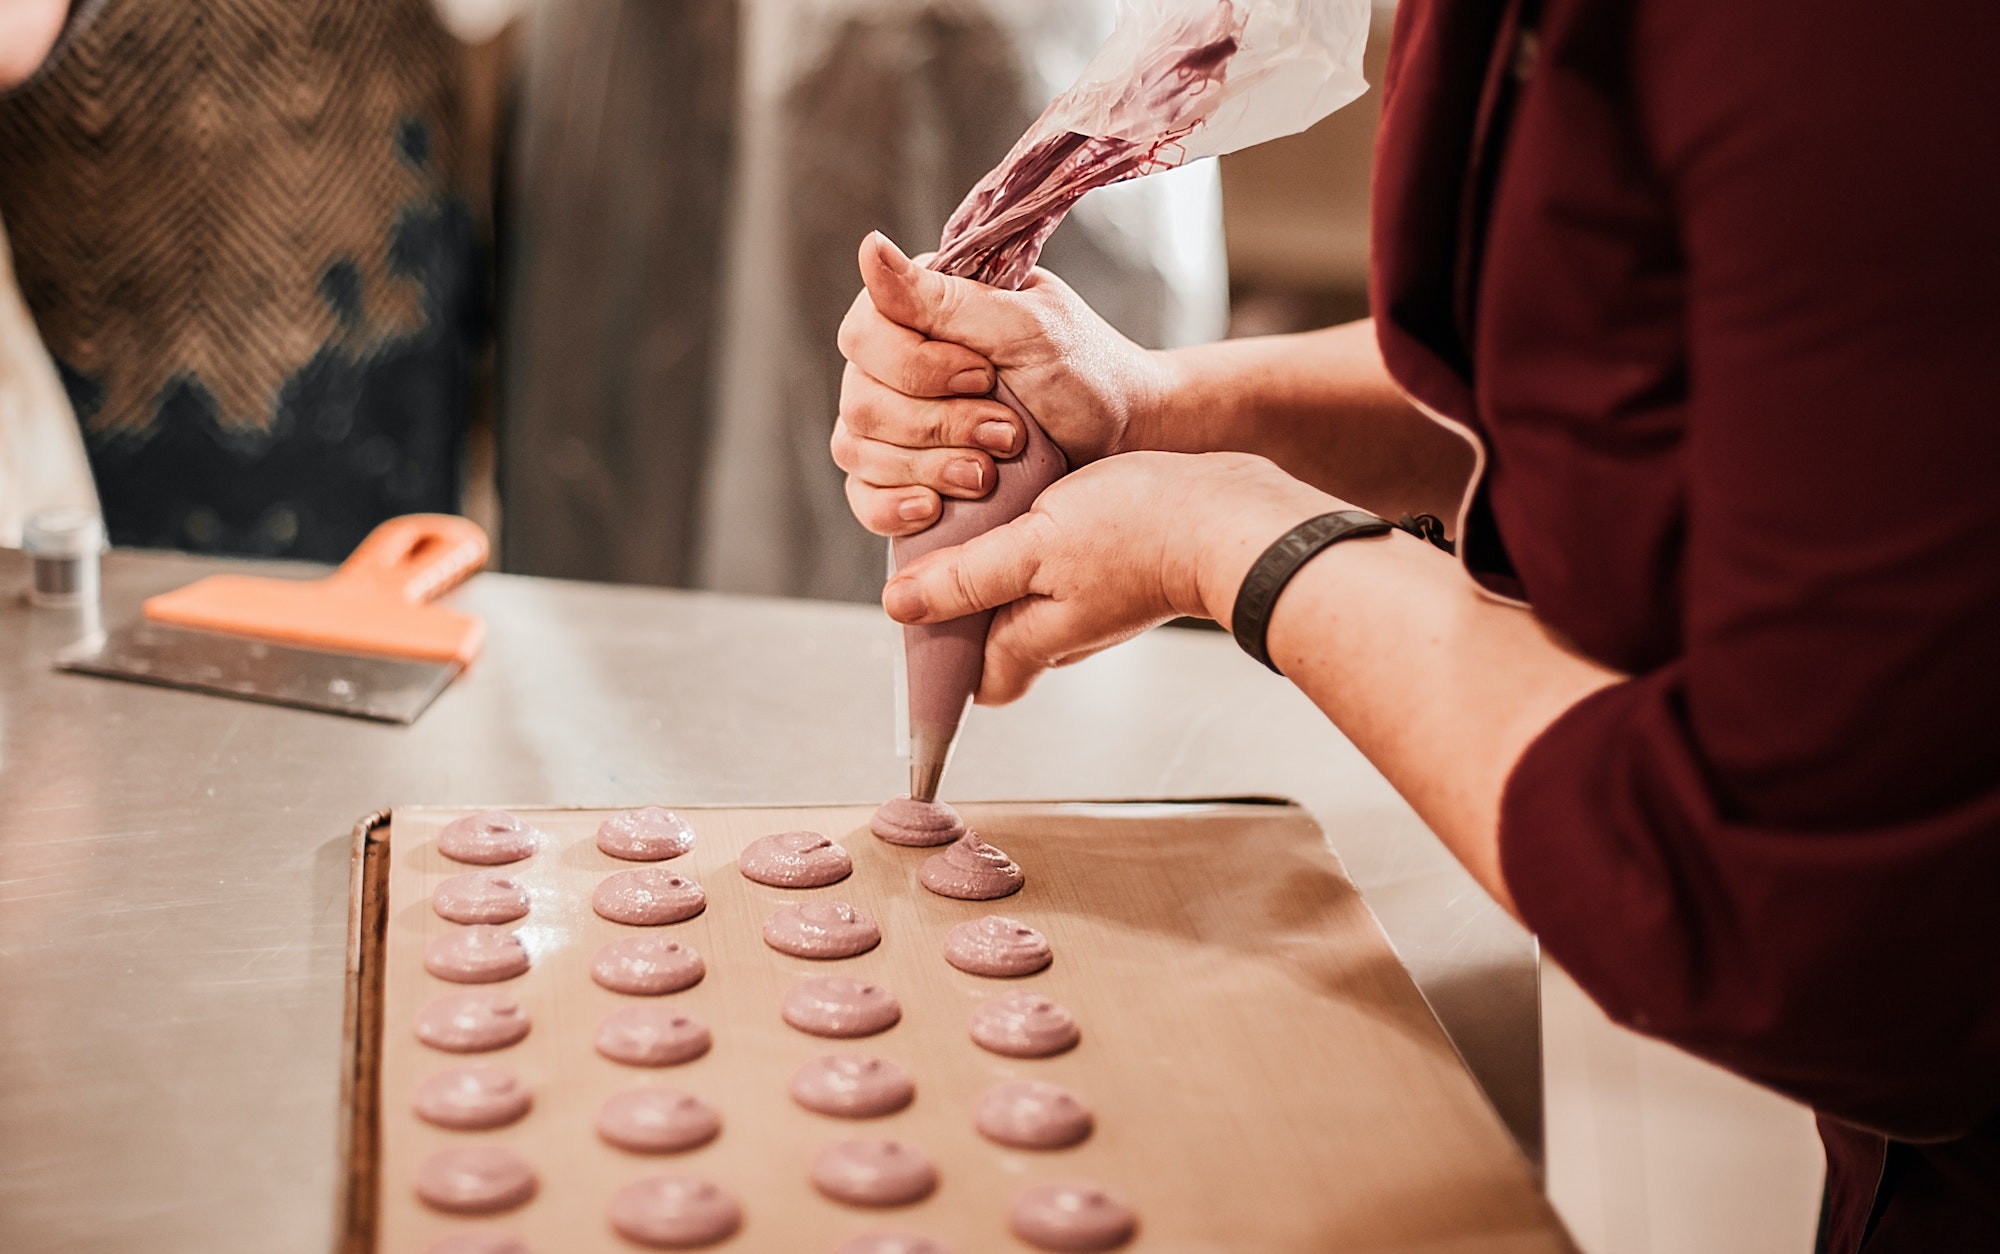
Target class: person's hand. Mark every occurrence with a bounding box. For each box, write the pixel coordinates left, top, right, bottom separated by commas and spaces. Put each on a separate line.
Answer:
831, 232, 1173, 537
881, 450, 1335, 703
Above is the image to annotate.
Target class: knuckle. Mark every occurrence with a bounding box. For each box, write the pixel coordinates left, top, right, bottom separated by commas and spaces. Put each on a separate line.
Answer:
990, 623, 1035, 672
929, 276, 964, 326
1017, 511, 1063, 575
872, 503, 909, 536
1010, 603, 1060, 664
835, 291, 877, 362
841, 473, 868, 514
982, 629, 1039, 704
950, 554, 989, 612
1038, 270, 1081, 308
835, 310, 863, 361
841, 396, 878, 440
841, 380, 889, 441
845, 476, 897, 536
922, 404, 953, 448
898, 350, 940, 398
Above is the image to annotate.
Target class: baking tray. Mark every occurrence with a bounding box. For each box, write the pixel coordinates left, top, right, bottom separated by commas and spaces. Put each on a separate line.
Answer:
343, 802, 1574, 1253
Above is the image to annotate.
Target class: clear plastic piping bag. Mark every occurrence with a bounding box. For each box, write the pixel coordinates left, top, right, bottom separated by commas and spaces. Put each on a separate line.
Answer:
932, 0, 1372, 290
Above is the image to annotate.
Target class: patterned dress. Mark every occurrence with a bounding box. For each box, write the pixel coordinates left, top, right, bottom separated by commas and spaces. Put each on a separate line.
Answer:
0, 0, 478, 561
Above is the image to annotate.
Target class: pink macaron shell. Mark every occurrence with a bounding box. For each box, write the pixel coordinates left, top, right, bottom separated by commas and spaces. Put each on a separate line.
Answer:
413, 1145, 537, 1216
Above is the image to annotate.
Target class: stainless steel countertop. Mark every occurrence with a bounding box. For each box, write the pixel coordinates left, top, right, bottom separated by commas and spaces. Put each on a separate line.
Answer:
0, 548, 1539, 1253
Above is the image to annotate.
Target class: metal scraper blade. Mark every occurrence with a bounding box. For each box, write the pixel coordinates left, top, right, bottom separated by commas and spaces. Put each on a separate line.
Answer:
56, 619, 461, 724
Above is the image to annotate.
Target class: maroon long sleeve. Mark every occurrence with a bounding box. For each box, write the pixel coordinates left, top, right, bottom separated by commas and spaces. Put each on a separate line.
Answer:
1373, 1, 2000, 1248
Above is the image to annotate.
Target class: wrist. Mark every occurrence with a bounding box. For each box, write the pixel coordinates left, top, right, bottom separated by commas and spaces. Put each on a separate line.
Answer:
1112, 348, 1168, 456
1169, 454, 1337, 627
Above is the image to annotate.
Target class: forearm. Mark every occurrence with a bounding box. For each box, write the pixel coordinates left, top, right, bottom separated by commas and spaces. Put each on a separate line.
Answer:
1181, 465, 1622, 914
1138, 320, 1475, 528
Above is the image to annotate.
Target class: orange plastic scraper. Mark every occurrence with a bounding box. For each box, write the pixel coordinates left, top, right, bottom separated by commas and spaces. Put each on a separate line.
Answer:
58, 514, 489, 723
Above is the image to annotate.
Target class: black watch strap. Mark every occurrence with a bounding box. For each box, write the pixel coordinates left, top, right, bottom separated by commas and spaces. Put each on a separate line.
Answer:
1230, 509, 1395, 674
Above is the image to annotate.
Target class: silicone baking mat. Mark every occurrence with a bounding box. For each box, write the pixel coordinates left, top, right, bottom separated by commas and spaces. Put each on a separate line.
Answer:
356, 803, 1573, 1253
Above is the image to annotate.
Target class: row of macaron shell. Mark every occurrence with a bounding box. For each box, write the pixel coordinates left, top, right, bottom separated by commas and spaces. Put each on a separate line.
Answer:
410, 807, 1136, 1253
416, 809, 734, 1254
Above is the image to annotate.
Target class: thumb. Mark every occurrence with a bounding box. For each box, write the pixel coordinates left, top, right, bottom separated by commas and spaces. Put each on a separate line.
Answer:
882, 513, 1046, 624
858, 232, 1029, 359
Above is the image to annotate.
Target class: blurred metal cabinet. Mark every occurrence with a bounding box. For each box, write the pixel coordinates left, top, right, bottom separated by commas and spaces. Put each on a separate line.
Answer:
501, 0, 1226, 598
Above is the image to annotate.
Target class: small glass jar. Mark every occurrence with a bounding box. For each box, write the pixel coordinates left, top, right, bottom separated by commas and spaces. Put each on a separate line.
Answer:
22, 507, 103, 609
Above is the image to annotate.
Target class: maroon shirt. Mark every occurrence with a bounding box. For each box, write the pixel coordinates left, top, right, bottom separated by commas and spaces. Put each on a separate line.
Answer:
1371, 1, 2000, 1249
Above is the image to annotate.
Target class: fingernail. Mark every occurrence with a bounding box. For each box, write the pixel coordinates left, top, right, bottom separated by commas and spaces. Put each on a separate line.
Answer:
883, 579, 927, 621
973, 420, 1017, 454
943, 458, 985, 491
873, 232, 913, 272
948, 368, 992, 395
897, 494, 934, 522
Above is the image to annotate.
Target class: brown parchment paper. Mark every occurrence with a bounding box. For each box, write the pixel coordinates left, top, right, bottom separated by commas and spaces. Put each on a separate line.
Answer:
371, 803, 1573, 1253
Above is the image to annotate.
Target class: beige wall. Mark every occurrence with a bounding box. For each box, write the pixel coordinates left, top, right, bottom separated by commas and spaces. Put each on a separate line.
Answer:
1219, 0, 1392, 293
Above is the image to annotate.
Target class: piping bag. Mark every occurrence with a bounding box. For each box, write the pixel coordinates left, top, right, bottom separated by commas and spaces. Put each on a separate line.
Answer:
892, 0, 1373, 802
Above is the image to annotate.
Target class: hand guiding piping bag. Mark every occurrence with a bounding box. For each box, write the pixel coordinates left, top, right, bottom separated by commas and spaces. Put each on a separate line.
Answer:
895, 0, 1371, 801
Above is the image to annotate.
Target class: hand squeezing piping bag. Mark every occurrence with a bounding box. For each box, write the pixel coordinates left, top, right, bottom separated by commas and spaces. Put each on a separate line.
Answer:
897, 381, 1068, 801
892, 0, 1373, 801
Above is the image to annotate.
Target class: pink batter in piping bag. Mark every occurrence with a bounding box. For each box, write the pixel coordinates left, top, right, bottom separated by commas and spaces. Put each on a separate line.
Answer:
892, 0, 1372, 800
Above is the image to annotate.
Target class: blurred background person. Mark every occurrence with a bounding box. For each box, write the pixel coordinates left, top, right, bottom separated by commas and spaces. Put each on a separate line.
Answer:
499, 0, 1231, 599
0, 0, 96, 547
2, 0, 1232, 595
0, 0, 514, 561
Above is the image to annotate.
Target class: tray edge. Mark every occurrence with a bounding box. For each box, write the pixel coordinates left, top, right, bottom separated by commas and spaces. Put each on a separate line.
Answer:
337, 809, 391, 1254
